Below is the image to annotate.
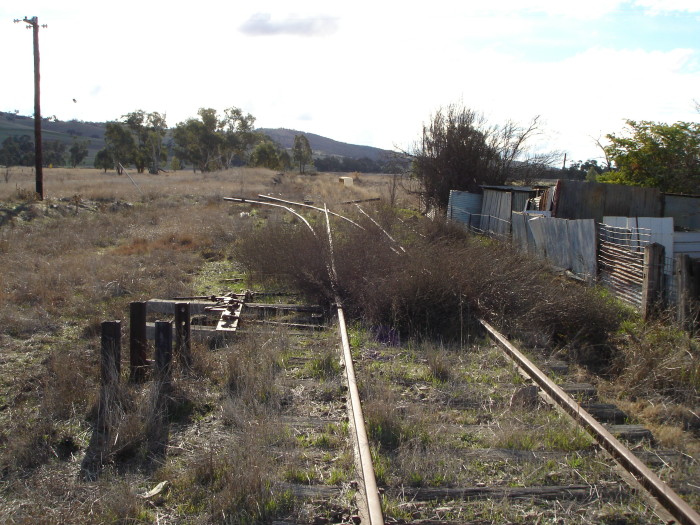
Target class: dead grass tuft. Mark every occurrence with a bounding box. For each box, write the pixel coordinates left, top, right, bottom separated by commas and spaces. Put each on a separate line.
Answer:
222, 334, 283, 426
178, 431, 294, 523
611, 320, 700, 405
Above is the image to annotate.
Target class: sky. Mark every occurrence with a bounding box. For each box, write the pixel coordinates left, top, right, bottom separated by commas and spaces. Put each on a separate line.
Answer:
1, 0, 699, 163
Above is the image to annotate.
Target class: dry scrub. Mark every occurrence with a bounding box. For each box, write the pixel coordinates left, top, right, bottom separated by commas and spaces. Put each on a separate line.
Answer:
237, 206, 624, 363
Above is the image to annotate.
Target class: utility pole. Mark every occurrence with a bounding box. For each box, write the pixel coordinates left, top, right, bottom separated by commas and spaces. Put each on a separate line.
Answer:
15, 16, 47, 200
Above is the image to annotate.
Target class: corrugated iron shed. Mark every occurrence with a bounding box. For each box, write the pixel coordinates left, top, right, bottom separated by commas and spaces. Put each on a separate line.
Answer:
553, 180, 662, 222
447, 190, 482, 228
479, 186, 537, 235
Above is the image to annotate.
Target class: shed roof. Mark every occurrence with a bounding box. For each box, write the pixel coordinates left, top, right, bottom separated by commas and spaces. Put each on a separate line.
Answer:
481, 185, 535, 192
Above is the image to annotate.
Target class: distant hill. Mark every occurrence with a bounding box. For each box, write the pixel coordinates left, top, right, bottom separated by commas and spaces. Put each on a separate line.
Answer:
0, 112, 106, 163
258, 128, 394, 161
0, 113, 395, 166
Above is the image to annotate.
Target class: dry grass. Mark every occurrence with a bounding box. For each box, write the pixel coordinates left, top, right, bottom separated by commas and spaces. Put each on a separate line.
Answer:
0, 166, 393, 205
1, 165, 698, 521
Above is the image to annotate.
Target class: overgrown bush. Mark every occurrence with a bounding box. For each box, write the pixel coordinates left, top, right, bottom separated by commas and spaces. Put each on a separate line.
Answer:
236, 207, 626, 366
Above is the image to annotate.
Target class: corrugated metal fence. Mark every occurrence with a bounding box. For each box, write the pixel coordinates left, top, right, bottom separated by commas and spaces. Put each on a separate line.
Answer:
512, 214, 597, 280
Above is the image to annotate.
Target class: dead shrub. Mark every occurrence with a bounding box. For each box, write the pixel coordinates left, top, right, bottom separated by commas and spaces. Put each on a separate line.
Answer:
235, 221, 332, 302
238, 209, 624, 365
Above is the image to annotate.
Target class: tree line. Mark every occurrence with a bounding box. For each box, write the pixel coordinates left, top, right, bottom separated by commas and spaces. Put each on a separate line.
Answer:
92, 107, 326, 175
0, 135, 89, 168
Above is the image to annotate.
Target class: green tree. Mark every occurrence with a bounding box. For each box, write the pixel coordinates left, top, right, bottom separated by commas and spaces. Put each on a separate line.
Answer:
278, 150, 292, 171
94, 148, 113, 173
173, 107, 261, 172
69, 138, 90, 168
122, 110, 168, 173
104, 122, 135, 174
292, 134, 313, 174
564, 159, 606, 180
220, 107, 260, 167
173, 108, 221, 172
42, 140, 67, 167
0, 135, 34, 166
599, 120, 700, 194
250, 141, 281, 169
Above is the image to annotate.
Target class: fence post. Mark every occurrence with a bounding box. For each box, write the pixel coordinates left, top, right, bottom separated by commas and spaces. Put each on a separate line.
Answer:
129, 301, 148, 382
155, 320, 173, 384
641, 243, 665, 321
100, 321, 121, 386
675, 253, 700, 330
175, 302, 192, 370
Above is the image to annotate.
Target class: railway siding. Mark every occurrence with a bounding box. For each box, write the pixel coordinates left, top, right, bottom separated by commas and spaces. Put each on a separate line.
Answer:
347, 330, 683, 524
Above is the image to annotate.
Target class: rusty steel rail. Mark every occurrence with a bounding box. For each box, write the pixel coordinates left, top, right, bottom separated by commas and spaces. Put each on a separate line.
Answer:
337, 306, 384, 525
257, 194, 365, 230
322, 205, 384, 525
480, 319, 700, 525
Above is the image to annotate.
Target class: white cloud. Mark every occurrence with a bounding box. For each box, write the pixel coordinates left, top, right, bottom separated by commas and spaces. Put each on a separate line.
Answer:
239, 13, 339, 37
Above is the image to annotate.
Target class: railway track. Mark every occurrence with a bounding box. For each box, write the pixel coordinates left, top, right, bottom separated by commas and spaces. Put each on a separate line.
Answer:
224, 196, 700, 525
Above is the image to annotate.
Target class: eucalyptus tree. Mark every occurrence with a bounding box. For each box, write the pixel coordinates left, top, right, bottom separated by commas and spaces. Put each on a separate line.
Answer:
293, 134, 313, 174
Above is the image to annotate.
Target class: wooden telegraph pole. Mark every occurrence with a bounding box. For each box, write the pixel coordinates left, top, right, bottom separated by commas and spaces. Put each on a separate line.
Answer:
15, 16, 46, 200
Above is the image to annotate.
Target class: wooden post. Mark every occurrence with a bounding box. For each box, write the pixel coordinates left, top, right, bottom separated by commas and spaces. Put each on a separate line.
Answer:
30, 17, 44, 200
155, 321, 172, 383
676, 254, 700, 330
100, 321, 121, 386
641, 243, 665, 321
129, 301, 148, 382
175, 302, 192, 369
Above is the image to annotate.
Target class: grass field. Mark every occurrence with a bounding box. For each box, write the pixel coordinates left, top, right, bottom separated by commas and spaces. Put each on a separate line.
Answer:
0, 166, 697, 523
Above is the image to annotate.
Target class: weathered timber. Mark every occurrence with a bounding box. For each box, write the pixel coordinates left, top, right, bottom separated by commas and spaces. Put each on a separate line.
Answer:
641, 243, 665, 320
605, 424, 655, 443
175, 302, 192, 369
147, 299, 215, 315
216, 300, 243, 332
276, 483, 341, 499
581, 403, 629, 424
560, 382, 597, 400
146, 322, 236, 343
155, 321, 172, 383
129, 302, 148, 382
